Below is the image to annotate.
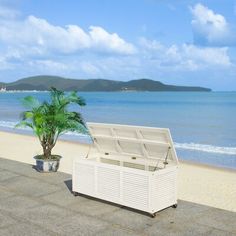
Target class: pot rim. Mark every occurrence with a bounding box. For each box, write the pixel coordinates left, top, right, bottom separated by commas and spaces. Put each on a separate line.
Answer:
34, 155, 62, 161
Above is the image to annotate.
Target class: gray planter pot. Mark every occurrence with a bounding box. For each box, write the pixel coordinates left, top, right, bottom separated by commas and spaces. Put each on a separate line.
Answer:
34, 155, 62, 172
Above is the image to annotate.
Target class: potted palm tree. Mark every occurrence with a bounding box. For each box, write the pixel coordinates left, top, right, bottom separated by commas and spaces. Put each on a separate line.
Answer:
17, 88, 87, 172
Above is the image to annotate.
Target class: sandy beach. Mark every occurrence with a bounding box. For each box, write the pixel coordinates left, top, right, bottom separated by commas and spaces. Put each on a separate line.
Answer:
0, 130, 235, 213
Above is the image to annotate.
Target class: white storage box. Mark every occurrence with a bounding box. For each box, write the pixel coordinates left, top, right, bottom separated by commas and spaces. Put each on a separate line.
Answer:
72, 123, 178, 216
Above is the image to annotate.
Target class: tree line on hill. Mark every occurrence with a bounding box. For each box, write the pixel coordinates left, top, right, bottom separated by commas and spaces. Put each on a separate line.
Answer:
0, 75, 211, 92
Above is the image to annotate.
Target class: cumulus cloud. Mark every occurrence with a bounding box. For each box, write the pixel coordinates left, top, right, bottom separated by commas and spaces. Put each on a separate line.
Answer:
0, 5, 20, 19
182, 44, 231, 67
0, 4, 234, 86
0, 56, 13, 70
80, 61, 101, 75
28, 60, 69, 72
191, 3, 236, 46
139, 38, 231, 70
139, 37, 164, 51
0, 15, 136, 56
89, 26, 136, 54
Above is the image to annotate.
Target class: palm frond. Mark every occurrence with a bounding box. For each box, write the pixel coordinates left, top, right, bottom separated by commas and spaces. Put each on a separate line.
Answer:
17, 87, 88, 159
21, 96, 40, 109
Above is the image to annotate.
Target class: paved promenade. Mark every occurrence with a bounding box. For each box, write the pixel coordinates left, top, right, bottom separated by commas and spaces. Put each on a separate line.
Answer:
0, 157, 235, 236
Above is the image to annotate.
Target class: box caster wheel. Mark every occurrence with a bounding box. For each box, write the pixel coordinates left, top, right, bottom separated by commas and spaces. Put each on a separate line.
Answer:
172, 204, 178, 208
151, 213, 156, 218
73, 191, 79, 196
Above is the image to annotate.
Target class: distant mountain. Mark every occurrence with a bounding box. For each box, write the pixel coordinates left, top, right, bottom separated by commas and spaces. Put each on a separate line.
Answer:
1, 75, 211, 92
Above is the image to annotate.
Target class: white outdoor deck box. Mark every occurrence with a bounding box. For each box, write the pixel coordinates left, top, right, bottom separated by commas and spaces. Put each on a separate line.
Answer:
72, 123, 178, 217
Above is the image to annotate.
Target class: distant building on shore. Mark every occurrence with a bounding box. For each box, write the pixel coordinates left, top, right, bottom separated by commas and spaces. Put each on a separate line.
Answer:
0, 86, 6, 92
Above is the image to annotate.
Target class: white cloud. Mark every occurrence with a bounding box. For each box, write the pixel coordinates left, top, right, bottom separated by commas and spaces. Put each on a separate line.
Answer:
0, 9, 137, 79
191, 3, 236, 46
80, 62, 101, 75
0, 56, 13, 70
89, 26, 136, 54
139, 38, 231, 70
182, 44, 231, 67
139, 37, 164, 51
0, 4, 234, 89
0, 5, 20, 19
166, 45, 182, 63
0, 15, 136, 56
191, 3, 227, 29
28, 60, 69, 71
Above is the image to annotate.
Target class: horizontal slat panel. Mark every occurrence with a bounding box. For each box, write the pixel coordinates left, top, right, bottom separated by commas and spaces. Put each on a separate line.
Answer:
75, 163, 95, 195
87, 122, 178, 164
73, 159, 177, 214
123, 172, 149, 209
97, 167, 120, 200
93, 135, 170, 147
152, 171, 177, 210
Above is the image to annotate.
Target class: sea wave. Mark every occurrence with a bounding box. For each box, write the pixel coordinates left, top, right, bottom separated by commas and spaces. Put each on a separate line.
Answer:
174, 142, 236, 155
0, 120, 89, 138
0, 120, 235, 155
0, 121, 21, 129
2, 90, 48, 93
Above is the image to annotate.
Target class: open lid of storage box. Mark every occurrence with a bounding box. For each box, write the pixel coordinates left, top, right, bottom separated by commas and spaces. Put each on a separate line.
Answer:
87, 122, 178, 165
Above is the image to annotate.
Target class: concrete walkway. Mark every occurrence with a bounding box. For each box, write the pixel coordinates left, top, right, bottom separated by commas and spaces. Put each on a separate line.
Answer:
0, 157, 235, 236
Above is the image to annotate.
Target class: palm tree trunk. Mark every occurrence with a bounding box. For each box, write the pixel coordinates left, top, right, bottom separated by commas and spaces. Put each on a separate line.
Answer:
42, 144, 53, 159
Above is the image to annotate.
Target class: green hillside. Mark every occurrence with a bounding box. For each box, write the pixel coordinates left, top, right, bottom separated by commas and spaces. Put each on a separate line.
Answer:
1, 75, 211, 92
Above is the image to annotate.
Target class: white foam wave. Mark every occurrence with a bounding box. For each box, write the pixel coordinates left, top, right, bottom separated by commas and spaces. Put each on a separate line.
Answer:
63, 131, 90, 138
0, 120, 89, 138
175, 142, 236, 155
3, 90, 48, 93
0, 120, 235, 155
0, 120, 20, 129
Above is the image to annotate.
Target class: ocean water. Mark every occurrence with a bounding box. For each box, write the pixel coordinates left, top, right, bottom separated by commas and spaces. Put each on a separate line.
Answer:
0, 91, 236, 169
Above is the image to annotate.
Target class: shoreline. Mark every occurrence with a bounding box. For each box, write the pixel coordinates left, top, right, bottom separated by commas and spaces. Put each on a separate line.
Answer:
180, 159, 236, 173
1, 129, 236, 172
1, 129, 235, 172
0, 130, 236, 212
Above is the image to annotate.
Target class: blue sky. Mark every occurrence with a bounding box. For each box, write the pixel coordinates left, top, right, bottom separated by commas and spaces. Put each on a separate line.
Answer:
0, 0, 236, 90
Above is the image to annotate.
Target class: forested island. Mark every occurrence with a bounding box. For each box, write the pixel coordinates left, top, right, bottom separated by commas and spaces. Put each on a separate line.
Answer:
0, 75, 211, 92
